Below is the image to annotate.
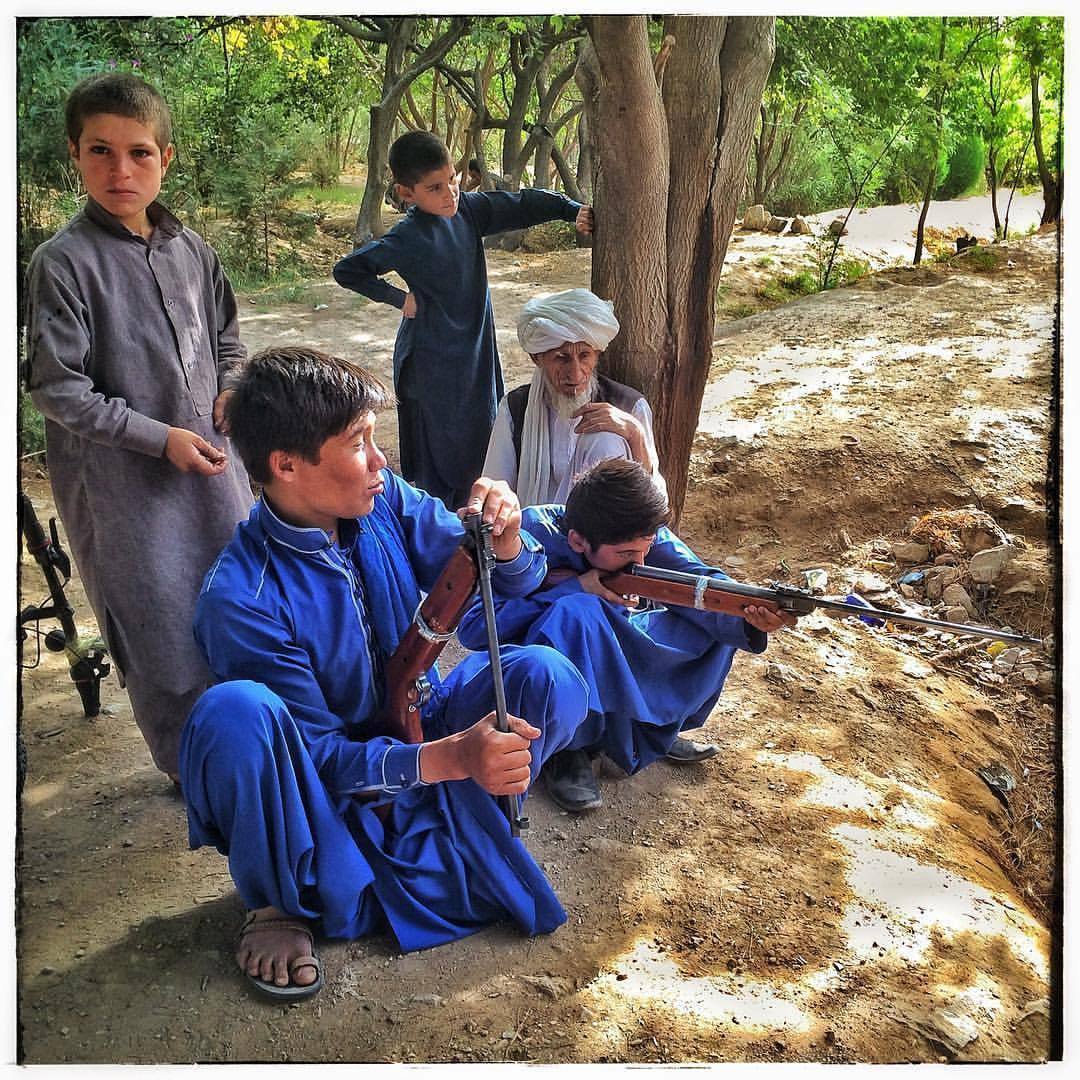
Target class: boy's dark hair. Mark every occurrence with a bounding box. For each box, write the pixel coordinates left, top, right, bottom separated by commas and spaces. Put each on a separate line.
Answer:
563, 458, 671, 549
226, 348, 395, 485
468, 158, 481, 173
389, 130, 452, 187
65, 73, 173, 151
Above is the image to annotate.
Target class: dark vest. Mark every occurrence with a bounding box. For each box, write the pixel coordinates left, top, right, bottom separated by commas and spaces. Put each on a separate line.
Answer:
506, 374, 644, 464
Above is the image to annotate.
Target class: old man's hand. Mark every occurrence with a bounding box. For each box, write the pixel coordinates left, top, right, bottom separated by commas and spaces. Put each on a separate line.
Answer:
459, 477, 523, 561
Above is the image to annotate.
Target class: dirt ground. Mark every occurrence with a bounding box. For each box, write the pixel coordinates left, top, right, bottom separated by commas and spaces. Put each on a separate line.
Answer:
16, 193, 1058, 1064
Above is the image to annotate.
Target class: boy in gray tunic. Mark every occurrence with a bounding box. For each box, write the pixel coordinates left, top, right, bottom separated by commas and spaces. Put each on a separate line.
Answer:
25, 74, 253, 782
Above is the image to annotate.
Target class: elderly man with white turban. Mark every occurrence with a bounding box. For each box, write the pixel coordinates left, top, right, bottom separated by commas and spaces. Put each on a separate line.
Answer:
482, 289, 666, 507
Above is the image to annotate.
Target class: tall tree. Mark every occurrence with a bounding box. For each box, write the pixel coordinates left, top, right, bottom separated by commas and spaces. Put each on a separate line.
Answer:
1015, 17, 1062, 225
579, 16, 774, 523
325, 15, 468, 243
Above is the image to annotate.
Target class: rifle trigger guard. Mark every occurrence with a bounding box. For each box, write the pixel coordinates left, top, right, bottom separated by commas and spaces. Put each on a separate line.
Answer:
693, 575, 709, 610
412, 602, 456, 644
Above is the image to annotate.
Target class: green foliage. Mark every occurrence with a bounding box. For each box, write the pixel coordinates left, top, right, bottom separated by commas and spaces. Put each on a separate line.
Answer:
956, 245, 1003, 272
19, 389, 46, 458
937, 133, 986, 198
719, 301, 759, 321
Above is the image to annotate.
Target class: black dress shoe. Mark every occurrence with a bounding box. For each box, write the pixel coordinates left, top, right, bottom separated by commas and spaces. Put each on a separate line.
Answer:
664, 735, 720, 764
543, 748, 602, 812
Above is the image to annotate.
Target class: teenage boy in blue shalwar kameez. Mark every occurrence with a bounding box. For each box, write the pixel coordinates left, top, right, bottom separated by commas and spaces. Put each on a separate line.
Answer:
179, 347, 589, 1002
333, 130, 593, 508
458, 458, 796, 813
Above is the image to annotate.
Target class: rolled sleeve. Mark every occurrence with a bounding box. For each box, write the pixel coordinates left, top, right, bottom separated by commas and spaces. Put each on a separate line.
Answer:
492, 529, 546, 595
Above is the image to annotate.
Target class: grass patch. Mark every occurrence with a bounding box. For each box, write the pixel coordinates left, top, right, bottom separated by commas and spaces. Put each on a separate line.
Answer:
957, 245, 1005, 272
292, 181, 361, 211
244, 276, 320, 309
754, 255, 775, 268
720, 301, 760, 320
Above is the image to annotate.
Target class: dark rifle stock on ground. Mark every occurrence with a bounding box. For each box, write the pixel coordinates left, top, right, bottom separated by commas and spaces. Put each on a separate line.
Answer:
600, 563, 1043, 648
376, 514, 526, 835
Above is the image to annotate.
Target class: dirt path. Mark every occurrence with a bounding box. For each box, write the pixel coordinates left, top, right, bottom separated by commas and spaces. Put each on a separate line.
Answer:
16, 203, 1057, 1064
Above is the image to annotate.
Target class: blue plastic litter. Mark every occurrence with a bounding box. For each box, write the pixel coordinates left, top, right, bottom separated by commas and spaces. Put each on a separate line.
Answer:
844, 593, 886, 628
898, 571, 925, 585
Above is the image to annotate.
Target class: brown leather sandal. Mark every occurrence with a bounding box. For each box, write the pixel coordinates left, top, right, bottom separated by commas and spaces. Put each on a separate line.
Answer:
235, 912, 323, 1002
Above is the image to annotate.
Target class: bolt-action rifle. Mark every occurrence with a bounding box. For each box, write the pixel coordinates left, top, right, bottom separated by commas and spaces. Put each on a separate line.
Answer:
376, 512, 528, 835
18, 492, 111, 716
600, 563, 1042, 648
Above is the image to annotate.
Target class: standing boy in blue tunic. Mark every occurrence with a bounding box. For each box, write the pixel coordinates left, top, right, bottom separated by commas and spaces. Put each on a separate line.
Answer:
458, 459, 797, 813
180, 347, 589, 1001
333, 131, 593, 508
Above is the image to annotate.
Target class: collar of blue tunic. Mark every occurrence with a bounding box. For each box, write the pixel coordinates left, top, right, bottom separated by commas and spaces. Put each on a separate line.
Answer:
256, 496, 360, 555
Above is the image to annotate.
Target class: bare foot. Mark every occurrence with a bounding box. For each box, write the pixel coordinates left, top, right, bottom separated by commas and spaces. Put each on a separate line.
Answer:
236, 906, 319, 989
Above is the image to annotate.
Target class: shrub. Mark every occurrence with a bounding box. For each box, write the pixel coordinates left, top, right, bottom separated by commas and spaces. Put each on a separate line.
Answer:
938, 133, 986, 200
19, 390, 46, 458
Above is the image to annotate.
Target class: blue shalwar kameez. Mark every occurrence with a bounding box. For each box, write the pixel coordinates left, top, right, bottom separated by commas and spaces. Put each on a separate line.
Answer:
179, 472, 588, 951
458, 506, 769, 776
332, 189, 582, 507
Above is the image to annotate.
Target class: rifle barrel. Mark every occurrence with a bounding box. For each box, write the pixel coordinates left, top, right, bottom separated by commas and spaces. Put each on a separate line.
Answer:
465, 514, 528, 837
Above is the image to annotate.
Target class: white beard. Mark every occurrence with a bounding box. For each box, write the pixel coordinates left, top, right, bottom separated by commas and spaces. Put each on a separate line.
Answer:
545, 374, 598, 421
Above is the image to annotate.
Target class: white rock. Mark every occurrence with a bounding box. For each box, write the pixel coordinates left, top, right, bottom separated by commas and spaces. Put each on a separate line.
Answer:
942, 583, 979, 617
892, 542, 930, 564
742, 204, 770, 230
925, 566, 960, 600
968, 544, 1014, 585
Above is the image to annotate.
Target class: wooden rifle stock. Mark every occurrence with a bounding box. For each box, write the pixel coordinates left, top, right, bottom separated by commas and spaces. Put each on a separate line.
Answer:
378, 541, 479, 743
600, 567, 773, 620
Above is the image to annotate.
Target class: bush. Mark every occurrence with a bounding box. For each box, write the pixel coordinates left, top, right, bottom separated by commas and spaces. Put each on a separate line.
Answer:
19, 390, 46, 458
938, 133, 986, 200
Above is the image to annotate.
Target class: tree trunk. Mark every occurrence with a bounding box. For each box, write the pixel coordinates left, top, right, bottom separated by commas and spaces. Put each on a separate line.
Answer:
987, 150, 1001, 237
551, 142, 584, 203
582, 15, 774, 523
575, 110, 594, 203
341, 16, 467, 245
1030, 64, 1060, 224
354, 96, 402, 244
914, 19, 948, 267
580, 19, 671, 409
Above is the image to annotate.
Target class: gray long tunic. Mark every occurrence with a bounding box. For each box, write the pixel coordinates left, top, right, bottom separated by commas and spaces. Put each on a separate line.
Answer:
26, 198, 253, 775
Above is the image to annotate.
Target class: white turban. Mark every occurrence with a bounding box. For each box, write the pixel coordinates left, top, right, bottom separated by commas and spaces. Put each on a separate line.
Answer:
516, 288, 620, 355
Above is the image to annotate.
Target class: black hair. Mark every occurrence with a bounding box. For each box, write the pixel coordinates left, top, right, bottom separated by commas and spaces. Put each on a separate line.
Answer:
225, 348, 394, 485
388, 130, 452, 187
563, 458, 671, 548
65, 73, 172, 151
468, 158, 481, 172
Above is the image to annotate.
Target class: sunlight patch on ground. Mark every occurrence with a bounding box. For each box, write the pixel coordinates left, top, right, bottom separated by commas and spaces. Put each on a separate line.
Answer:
757, 750, 939, 830
836, 823, 1048, 979
986, 337, 1044, 380
951, 407, 1044, 445
20, 780, 64, 808
590, 939, 812, 1033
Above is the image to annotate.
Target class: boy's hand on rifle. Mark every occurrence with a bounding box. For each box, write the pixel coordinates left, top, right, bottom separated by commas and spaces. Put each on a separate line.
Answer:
401, 292, 418, 318
579, 567, 639, 608
742, 604, 797, 634
575, 206, 594, 234
419, 713, 539, 795
164, 427, 228, 476
459, 478, 522, 561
